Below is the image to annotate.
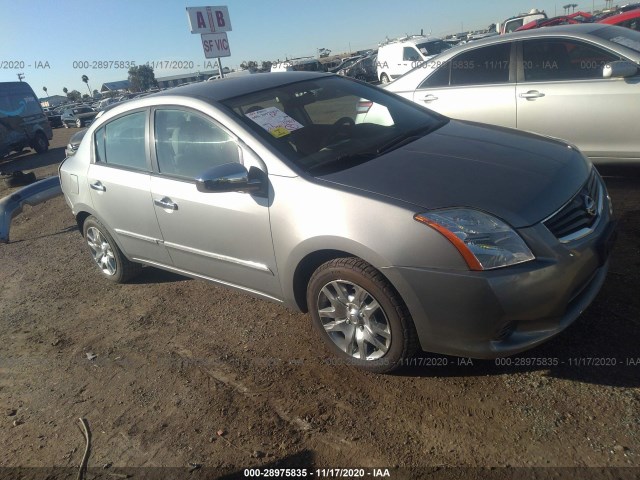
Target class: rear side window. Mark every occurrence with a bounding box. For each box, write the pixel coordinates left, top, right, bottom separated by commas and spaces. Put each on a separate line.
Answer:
449, 43, 511, 86
94, 111, 147, 171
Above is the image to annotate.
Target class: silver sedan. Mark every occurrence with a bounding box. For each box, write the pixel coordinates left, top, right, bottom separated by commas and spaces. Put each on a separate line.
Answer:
59, 72, 616, 372
376, 24, 640, 164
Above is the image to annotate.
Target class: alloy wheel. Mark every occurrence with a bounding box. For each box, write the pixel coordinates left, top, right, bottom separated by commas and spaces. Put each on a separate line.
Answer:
86, 226, 117, 276
317, 280, 391, 360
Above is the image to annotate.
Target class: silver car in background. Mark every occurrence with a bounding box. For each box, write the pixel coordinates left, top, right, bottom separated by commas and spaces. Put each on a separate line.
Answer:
59, 72, 616, 372
369, 24, 640, 164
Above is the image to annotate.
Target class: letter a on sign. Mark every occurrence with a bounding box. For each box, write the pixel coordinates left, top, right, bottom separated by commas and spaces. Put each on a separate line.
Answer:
186, 6, 232, 33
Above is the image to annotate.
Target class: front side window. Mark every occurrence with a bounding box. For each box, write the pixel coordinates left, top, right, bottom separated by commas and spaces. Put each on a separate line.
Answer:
94, 111, 147, 171
403, 47, 421, 61
154, 109, 240, 179
522, 39, 620, 81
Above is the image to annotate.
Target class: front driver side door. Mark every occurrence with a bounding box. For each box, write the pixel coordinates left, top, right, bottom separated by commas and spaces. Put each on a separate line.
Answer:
516, 38, 640, 161
149, 107, 282, 301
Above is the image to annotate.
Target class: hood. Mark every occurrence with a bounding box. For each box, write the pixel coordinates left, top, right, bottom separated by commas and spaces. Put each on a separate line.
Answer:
317, 120, 591, 228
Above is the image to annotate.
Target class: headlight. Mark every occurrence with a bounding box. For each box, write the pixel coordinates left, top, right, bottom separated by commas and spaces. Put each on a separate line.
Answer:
414, 209, 535, 271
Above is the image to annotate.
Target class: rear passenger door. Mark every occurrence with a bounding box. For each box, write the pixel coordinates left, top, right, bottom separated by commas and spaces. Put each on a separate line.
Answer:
87, 109, 172, 265
516, 38, 640, 160
149, 107, 281, 299
411, 42, 517, 127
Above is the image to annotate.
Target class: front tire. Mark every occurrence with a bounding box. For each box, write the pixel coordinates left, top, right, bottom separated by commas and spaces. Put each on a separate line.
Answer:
307, 257, 418, 373
380, 73, 390, 84
75, 118, 82, 128
83, 216, 142, 283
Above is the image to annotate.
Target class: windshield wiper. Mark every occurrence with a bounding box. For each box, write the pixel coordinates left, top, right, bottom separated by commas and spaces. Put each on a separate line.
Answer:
375, 120, 447, 155
306, 151, 378, 175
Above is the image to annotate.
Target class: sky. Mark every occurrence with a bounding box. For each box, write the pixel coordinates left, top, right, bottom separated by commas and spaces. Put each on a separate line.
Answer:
0, 0, 613, 98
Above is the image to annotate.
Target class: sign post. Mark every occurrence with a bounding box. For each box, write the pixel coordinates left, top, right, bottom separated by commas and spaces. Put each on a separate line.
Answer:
186, 6, 232, 79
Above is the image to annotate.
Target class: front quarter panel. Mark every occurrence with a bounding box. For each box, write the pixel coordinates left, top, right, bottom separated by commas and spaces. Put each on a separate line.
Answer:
268, 175, 469, 308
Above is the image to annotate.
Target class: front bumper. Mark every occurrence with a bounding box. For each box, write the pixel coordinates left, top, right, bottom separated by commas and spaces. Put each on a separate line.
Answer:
382, 207, 616, 359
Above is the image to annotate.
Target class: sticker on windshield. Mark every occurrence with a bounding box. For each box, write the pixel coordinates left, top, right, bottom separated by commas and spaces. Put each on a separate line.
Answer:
245, 106, 303, 138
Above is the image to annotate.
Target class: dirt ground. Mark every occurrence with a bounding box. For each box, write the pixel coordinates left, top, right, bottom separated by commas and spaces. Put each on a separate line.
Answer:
0, 128, 638, 480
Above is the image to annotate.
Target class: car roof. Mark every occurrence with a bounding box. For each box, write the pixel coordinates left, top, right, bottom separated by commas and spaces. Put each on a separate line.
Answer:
151, 71, 328, 103
600, 8, 640, 22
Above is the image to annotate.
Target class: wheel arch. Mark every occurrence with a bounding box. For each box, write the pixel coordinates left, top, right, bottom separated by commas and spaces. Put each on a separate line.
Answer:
290, 244, 399, 314
75, 210, 92, 236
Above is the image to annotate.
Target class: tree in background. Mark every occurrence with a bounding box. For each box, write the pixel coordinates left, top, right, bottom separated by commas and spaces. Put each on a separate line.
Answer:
82, 94, 91, 101
63, 87, 68, 96
261, 60, 272, 72
42, 86, 48, 97
93, 89, 101, 99
81, 75, 92, 95
240, 60, 258, 70
67, 90, 82, 102
128, 65, 158, 92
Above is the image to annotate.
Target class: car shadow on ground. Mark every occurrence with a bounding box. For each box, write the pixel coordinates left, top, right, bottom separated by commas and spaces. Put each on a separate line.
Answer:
0, 147, 66, 174
7, 225, 79, 243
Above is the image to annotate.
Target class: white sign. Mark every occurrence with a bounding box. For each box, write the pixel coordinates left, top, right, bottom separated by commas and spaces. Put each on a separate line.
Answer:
201, 32, 231, 58
245, 107, 304, 138
186, 6, 231, 33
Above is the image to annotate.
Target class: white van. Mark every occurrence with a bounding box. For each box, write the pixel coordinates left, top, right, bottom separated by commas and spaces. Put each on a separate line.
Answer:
376, 37, 451, 84
499, 9, 547, 34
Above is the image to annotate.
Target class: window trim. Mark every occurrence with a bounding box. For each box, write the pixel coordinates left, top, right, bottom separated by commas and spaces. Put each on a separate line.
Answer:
149, 105, 244, 183
91, 107, 151, 173
515, 38, 624, 83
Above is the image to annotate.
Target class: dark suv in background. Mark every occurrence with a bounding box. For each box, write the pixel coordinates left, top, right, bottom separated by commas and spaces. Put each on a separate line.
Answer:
0, 81, 52, 158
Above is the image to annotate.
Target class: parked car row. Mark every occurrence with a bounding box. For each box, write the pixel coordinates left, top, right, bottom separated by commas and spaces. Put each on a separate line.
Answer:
361, 24, 640, 165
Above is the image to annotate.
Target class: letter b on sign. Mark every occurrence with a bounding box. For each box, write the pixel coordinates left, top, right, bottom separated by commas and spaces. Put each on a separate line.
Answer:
216, 10, 225, 27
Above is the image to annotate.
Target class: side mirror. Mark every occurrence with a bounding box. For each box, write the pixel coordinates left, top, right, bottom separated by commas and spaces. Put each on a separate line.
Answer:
603, 60, 638, 79
196, 162, 263, 194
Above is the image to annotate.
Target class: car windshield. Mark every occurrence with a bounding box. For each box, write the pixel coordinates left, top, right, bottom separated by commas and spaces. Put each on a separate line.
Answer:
74, 107, 93, 114
222, 76, 448, 174
416, 40, 451, 56
592, 25, 640, 53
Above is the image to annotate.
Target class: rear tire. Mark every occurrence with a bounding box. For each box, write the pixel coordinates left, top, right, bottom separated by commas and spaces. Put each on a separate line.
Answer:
33, 131, 49, 154
380, 73, 390, 84
307, 257, 418, 373
82, 216, 142, 283
76, 118, 82, 128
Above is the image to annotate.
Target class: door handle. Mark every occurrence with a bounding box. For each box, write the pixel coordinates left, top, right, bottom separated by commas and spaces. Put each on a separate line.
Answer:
519, 90, 545, 99
421, 94, 439, 102
89, 181, 106, 192
154, 197, 178, 211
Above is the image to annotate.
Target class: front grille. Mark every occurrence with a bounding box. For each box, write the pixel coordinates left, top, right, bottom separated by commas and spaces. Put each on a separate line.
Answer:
544, 171, 601, 242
